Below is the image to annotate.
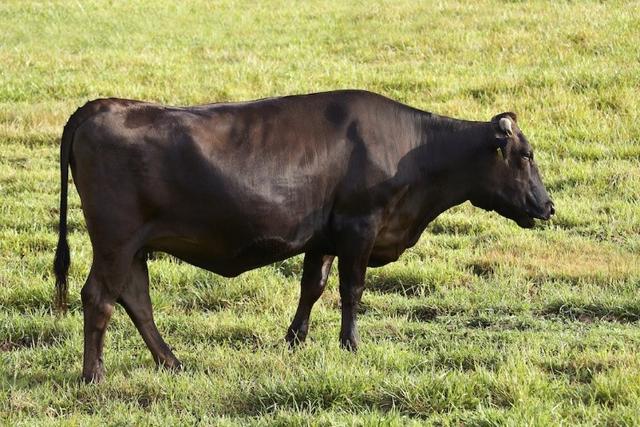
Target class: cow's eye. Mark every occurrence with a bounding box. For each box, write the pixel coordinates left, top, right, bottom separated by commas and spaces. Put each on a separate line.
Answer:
523, 151, 533, 161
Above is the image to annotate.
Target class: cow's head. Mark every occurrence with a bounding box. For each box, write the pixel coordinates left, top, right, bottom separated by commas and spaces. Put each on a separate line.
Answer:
470, 112, 555, 228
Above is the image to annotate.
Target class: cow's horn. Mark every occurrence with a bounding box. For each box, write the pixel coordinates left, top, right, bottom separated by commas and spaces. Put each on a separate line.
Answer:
499, 117, 513, 136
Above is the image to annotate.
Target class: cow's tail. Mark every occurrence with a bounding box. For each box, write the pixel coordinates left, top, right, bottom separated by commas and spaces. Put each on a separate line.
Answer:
53, 113, 78, 313
54, 102, 102, 314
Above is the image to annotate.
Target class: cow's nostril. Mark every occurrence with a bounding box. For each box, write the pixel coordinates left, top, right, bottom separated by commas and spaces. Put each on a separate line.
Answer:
547, 201, 555, 216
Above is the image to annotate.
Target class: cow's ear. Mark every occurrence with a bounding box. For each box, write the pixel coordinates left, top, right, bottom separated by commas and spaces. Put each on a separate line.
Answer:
491, 112, 516, 136
491, 113, 516, 160
492, 111, 517, 124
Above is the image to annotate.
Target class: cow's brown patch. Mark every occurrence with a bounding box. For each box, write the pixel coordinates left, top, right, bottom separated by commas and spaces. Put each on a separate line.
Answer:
124, 106, 159, 129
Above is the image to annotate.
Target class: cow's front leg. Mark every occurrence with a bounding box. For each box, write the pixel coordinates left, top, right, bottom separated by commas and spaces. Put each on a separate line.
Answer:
336, 223, 375, 352
286, 253, 335, 347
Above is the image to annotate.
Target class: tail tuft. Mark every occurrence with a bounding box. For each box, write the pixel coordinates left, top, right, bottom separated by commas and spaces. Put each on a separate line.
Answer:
53, 233, 70, 313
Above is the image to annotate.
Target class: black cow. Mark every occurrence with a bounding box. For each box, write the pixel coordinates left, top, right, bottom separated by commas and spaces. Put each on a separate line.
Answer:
53, 90, 554, 382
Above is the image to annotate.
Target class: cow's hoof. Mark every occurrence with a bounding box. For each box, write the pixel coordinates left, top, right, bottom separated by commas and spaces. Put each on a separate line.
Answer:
158, 358, 183, 372
339, 336, 358, 352
285, 329, 307, 348
81, 366, 105, 384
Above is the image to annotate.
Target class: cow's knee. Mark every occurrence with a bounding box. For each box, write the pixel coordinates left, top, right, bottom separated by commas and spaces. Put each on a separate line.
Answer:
304, 280, 326, 303
81, 279, 115, 323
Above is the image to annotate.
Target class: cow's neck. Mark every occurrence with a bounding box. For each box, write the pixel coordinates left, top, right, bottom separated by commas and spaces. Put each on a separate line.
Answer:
406, 116, 491, 238
366, 112, 493, 262
418, 115, 488, 169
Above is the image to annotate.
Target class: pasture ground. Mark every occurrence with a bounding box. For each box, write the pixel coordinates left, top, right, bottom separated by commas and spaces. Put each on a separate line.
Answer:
1, 1, 639, 425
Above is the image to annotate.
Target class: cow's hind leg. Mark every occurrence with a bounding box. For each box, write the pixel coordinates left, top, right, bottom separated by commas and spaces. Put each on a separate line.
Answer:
117, 252, 181, 370
81, 269, 116, 383
286, 253, 335, 347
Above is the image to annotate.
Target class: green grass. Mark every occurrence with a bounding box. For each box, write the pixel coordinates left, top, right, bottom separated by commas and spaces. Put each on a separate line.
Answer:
1, 0, 639, 424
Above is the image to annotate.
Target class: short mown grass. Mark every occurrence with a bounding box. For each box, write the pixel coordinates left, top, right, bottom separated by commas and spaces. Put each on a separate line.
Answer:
1, 0, 639, 425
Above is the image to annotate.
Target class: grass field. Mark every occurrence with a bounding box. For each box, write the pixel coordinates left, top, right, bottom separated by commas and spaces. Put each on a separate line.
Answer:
1, 0, 639, 425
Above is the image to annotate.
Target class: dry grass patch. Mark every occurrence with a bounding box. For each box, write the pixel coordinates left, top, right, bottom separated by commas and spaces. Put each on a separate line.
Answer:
470, 235, 639, 285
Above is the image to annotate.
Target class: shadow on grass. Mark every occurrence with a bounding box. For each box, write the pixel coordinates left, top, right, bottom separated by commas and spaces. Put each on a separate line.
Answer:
0, 289, 65, 313
166, 320, 266, 351
540, 300, 640, 323
0, 327, 71, 352
432, 350, 504, 372
428, 219, 486, 236
463, 316, 535, 331
466, 260, 495, 278
540, 359, 611, 384
405, 306, 440, 322
367, 270, 436, 297
176, 296, 241, 313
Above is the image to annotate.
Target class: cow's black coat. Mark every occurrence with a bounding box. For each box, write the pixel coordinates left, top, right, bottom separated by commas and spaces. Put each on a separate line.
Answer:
53, 90, 554, 382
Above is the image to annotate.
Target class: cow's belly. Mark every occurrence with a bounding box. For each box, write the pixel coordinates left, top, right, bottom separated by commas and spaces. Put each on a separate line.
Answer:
149, 233, 307, 277
144, 172, 331, 275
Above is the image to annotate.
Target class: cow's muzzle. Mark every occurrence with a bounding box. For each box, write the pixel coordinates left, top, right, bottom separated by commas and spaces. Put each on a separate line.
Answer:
522, 200, 554, 227
542, 200, 555, 220
530, 200, 555, 221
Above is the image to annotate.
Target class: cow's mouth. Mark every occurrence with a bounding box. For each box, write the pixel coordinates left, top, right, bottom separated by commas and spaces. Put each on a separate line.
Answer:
518, 205, 554, 228
494, 203, 537, 228
484, 198, 553, 229
516, 214, 536, 228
